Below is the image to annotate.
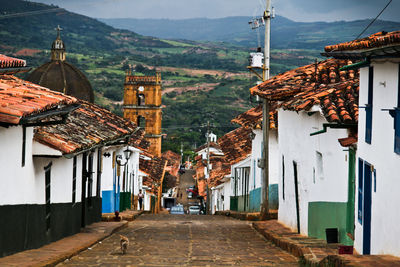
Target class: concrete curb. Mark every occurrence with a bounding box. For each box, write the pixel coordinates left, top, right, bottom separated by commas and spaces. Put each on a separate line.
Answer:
252, 221, 400, 267
102, 210, 144, 222
45, 221, 129, 267
0, 221, 129, 267
214, 210, 278, 221
252, 221, 338, 266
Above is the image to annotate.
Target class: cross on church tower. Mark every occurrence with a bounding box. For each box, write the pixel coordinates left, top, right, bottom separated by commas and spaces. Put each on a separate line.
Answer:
55, 25, 63, 38
51, 25, 66, 61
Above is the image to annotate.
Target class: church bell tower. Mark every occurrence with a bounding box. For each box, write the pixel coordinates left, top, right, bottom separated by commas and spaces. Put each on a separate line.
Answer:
123, 69, 162, 157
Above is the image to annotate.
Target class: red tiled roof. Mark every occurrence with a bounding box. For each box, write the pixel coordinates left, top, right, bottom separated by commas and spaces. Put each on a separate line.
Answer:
209, 160, 231, 188
250, 59, 359, 123
218, 127, 252, 165
338, 134, 358, 147
162, 150, 181, 166
34, 100, 137, 154
0, 75, 77, 125
0, 54, 26, 68
231, 104, 278, 129
129, 128, 150, 151
140, 156, 167, 194
162, 150, 181, 177
195, 142, 221, 152
325, 31, 400, 52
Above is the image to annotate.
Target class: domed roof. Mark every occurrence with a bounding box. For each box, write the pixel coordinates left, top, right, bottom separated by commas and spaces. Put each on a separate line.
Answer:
27, 26, 94, 103
27, 61, 94, 103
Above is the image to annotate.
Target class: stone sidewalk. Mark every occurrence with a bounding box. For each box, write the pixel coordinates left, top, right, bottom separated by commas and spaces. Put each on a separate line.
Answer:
102, 210, 144, 221
0, 210, 143, 267
215, 210, 278, 221
253, 220, 400, 267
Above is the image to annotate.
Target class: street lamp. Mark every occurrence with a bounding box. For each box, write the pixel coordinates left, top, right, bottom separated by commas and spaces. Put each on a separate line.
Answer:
116, 147, 132, 166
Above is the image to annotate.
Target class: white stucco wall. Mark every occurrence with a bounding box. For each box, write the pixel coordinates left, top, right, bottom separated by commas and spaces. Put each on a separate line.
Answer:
198, 147, 224, 159
249, 129, 279, 191
231, 157, 251, 197
277, 109, 349, 235
0, 126, 38, 205
34, 147, 105, 205
101, 146, 140, 196
223, 179, 231, 211
34, 154, 82, 204
354, 61, 400, 256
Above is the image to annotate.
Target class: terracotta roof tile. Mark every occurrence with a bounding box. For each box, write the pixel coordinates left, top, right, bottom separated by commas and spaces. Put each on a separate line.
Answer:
162, 150, 181, 166
325, 31, 400, 52
0, 75, 77, 124
162, 150, 181, 177
0, 54, 26, 68
34, 100, 136, 154
250, 59, 359, 123
195, 142, 221, 152
208, 159, 231, 188
231, 104, 278, 129
140, 156, 167, 194
129, 128, 150, 151
218, 127, 252, 165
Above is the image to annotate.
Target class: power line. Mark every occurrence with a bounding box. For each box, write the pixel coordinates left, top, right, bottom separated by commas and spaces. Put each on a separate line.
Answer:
355, 0, 393, 40
0, 8, 65, 20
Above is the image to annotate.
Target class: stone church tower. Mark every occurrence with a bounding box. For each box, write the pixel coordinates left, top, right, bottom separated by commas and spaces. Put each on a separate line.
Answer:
123, 69, 162, 157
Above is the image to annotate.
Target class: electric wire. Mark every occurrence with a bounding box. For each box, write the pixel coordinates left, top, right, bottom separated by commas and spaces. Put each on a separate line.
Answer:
0, 8, 65, 20
330, 0, 393, 52
355, 0, 393, 40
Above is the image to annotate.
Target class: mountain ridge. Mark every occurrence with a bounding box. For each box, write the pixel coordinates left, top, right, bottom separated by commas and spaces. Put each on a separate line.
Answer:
100, 16, 400, 50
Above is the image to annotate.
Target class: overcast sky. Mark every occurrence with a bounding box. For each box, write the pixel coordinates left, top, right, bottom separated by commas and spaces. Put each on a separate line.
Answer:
33, 0, 400, 22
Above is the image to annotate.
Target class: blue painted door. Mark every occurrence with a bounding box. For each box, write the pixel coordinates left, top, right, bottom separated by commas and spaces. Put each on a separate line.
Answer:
363, 162, 372, 255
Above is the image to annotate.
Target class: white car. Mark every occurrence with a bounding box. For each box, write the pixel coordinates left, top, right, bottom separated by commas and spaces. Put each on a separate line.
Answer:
188, 205, 200, 215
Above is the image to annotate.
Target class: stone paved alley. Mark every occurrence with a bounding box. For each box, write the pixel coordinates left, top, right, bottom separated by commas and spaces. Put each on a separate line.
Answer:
58, 214, 299, 266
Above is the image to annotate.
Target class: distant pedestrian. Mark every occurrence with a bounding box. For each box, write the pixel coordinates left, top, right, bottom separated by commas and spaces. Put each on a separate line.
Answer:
138, 189, 144, 210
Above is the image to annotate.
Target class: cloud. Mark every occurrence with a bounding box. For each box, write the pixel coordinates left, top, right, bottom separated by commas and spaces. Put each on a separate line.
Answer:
32, 0, 400, 22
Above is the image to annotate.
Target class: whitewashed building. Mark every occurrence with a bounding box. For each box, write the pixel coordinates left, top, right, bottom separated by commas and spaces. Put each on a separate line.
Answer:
0, 55, 79, 257
101, 145, 141, 213
324, 30, 400, 255
231, 105, 280, 212
250, 58, 359, 245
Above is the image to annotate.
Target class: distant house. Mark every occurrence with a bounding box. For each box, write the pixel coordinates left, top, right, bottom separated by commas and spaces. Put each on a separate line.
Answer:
139, 152, 167, 213
231, 104, 279, 212
323, 30, 400, 256
251, 58, 359, 245
208, 154, 231, 213
0, 54, 78, 257
195, 141, 223, 200
216, 127, 253, 212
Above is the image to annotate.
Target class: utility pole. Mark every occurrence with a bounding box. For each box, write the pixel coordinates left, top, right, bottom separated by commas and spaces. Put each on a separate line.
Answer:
260, 0, 272, 220
206, 121, 211, 215
180, 143, 184, 166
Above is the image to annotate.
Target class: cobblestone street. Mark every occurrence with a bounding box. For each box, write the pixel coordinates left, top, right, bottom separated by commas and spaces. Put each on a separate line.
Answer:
58, 214, 299, 266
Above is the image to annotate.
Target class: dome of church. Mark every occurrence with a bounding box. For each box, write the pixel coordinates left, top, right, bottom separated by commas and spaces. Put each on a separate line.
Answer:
27, 26, 94, 103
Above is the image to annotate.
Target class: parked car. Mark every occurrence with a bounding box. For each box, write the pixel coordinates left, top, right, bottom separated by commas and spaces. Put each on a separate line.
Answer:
187, 191, 193, 199
188, 205, 200, 215
170, 205, 185, 215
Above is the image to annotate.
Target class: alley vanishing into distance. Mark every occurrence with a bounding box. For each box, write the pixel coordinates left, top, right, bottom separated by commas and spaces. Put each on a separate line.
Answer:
58, 214, 299, 266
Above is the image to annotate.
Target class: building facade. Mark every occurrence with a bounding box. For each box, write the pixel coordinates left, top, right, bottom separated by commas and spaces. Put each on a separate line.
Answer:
123, 70, 162, 157
324, 30, 400, 256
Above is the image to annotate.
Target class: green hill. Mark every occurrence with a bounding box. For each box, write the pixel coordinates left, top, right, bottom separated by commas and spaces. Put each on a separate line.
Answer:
0, 0, 260, 153
4, 1, 390, 155
100, 16, 400, 50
